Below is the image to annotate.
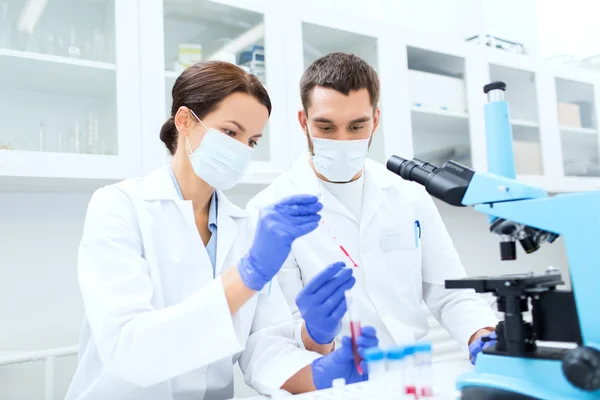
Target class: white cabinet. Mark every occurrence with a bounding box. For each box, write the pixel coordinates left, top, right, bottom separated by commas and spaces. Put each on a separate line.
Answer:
0, 0, 141, 190
139, 0, 290, 185
2, 0, 600, 193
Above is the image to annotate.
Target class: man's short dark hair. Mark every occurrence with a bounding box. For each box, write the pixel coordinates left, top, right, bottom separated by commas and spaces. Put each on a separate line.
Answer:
300, 52, 380, 111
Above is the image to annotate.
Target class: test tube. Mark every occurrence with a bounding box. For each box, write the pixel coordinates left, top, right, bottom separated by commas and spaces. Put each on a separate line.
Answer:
403, 345, 417, 398
332, 378, 346, 400
345, 290, 363, 375
364, 348, 386, 398
386, 346, 406, 397
414, 342, 433, 397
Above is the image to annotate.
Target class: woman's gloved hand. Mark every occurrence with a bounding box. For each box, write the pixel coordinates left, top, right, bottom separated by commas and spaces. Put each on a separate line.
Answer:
469, 330, 497, 365
296, 261, 356, 344
238, 194, 322, 291
311, 326, 379, 390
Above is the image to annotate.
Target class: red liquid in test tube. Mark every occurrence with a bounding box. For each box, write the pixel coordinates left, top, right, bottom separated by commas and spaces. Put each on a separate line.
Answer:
320, 221, 358, 267
346, 290, 363, 375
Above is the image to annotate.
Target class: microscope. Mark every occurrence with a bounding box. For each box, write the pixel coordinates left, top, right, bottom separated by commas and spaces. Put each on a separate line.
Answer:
387, 82, 600, 399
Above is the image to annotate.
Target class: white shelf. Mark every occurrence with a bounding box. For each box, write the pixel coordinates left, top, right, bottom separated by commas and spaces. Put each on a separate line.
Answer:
511, 119, 539, 128
0, 49, 116, 96
411, 106, 468, 120
560, 126, 597, 135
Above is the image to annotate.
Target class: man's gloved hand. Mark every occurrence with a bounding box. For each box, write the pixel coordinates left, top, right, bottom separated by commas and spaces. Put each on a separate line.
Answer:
296, 261, 356, 344
311, 326, 379, 390
239, 195, 322, 291
469, 330, 497, 365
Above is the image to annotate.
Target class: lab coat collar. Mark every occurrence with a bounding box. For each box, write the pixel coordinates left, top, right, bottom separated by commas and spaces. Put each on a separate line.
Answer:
139, 165, 181, 201
289, 154, 357, 222
360, 159, 387, 235
139, 164, 249, 217
140, 165, 249, 276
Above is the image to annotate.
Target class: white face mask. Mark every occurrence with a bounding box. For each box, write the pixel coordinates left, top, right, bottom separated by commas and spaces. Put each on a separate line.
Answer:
186, 110, 254, 190
308, 128, 371, 183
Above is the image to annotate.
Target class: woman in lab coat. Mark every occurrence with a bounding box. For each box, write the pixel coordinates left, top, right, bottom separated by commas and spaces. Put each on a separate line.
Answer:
66, 61, 378, 400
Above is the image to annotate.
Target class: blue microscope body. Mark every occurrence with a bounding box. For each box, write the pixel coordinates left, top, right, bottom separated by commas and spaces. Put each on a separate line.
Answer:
387, 81, 600, 399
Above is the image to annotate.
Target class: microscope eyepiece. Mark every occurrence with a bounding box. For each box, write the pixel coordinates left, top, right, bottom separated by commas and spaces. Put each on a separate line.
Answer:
387, 155, 474, 207
386, 156, 434, 187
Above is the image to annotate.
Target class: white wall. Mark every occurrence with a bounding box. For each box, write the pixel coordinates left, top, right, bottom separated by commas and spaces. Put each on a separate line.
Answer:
0, 192, 89, 400
0, 186, 569, 399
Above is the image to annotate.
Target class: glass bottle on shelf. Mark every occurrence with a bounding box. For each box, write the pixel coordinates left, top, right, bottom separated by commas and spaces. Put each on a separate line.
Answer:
92, 29, 105, 62
68, 28, 81, 59
0, 2, 11, 49
69, 121, 81, 153
38, 122, 45, 152
57, 35, 66, 57
43, 33, 55, 55
86, 113, 99, 154
24, 31, 39, 53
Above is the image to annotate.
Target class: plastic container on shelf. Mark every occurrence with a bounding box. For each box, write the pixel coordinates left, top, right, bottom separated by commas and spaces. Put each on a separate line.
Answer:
409, 69, 467, 114
238, 45, 265, 83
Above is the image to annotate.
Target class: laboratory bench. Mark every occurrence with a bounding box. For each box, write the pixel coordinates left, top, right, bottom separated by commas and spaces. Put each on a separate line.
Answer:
236, 359, 472, 399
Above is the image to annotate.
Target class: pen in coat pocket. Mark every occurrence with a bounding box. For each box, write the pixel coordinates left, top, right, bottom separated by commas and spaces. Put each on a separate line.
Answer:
414, 220, 421, 248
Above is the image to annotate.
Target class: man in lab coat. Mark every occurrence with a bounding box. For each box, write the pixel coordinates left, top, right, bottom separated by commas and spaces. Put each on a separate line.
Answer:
247, 52, 498, 360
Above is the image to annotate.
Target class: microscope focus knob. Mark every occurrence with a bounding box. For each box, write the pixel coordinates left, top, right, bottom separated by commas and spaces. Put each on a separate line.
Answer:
562, 346, 600, 391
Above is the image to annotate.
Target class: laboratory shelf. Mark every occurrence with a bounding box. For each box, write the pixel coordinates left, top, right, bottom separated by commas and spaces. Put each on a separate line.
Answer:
0, 150, 127, 179
411, 107, 469, 132
0, 49, 116, 97
560, 126, 597, 135
511, 119, 539, 128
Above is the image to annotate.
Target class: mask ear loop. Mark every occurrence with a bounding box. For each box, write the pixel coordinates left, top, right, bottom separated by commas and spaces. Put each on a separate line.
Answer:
186, 107, 210, 157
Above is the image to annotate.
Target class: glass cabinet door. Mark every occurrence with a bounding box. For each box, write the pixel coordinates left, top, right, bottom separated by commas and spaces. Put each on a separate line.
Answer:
407, 47, 471, 167
301, 22, 385, 164
0, 0, 140, 184
490, 65, 543, 176
555, 78, 599, 177
162, 0, 269, 161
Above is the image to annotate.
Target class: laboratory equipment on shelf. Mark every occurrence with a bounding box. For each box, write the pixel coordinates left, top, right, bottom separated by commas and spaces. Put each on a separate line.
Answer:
0, 2, 11, 49
386, 81, 600, 399
68, 28, 81, 59
238, 45, 265, 83
345, 290, 363, 375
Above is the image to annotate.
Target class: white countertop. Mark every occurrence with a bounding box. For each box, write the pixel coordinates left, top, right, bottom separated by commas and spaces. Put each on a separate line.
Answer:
233, 360, 473, 399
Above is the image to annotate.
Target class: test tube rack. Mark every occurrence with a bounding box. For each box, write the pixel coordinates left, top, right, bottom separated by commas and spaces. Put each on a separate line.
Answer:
289, 378, 457, 399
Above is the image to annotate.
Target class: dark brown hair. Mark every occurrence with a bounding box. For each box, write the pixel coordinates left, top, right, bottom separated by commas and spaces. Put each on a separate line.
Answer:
160, 61, 271, 155
300, 52, 380, 111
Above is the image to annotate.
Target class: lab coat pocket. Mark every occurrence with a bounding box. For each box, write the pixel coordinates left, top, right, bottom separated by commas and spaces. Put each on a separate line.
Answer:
380, 226, 422, 295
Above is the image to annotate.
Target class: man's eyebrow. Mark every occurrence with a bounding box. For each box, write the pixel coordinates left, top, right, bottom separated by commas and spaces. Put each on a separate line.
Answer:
313, 117, 335, 124
349, 116, 371, 124
226, 120, 246, 132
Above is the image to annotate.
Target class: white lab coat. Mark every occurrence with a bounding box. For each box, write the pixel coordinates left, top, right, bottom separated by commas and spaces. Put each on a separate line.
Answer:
66, 165, 319, 400
247, 156, 497, 351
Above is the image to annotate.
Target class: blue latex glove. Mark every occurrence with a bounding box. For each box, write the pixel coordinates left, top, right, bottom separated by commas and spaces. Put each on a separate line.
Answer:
239, 195, 322, 291
469, 330, 496, 365
296, 261, 356, 344
311, 326, 379, 390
